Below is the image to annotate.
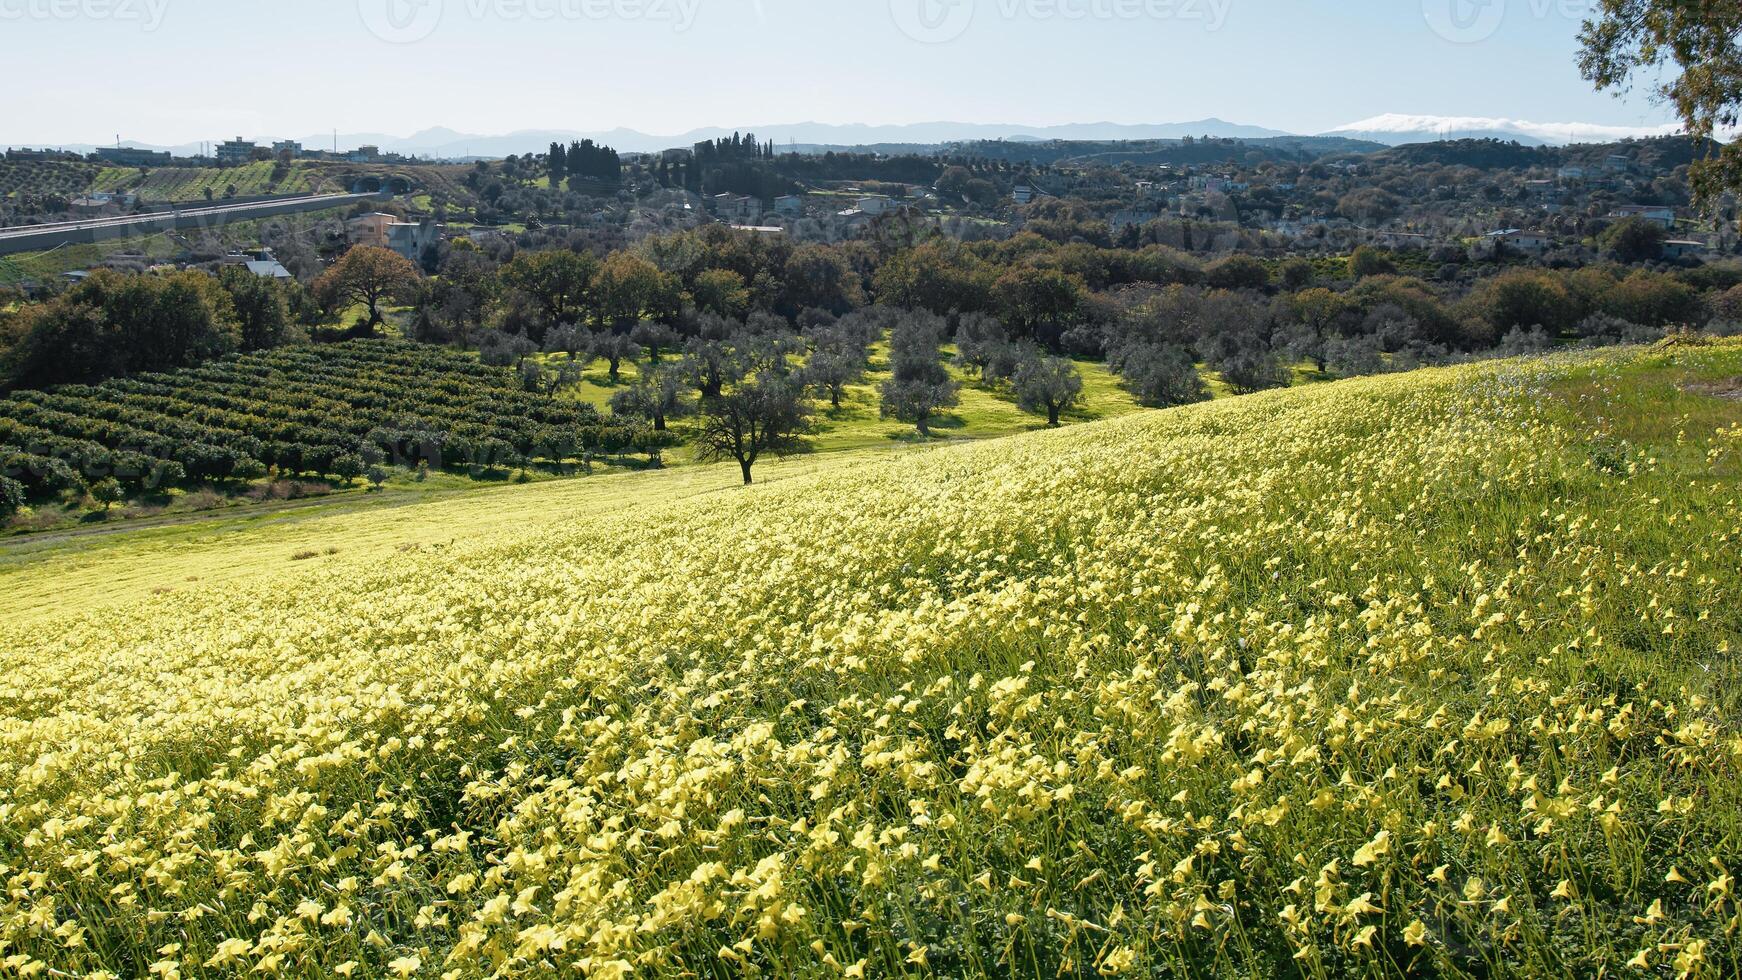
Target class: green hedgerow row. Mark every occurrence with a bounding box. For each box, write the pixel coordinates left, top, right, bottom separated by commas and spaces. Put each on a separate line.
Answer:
0, 340, 643, 498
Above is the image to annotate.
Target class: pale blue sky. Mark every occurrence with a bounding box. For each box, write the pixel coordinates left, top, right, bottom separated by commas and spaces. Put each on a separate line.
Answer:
0, 0, 1678, 145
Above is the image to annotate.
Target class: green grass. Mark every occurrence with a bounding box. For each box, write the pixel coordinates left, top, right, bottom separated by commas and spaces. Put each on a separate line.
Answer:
0, 232, 183, 285
85, 161, 335, 201
802, 343, 1146, 453
0, 444, 871, 625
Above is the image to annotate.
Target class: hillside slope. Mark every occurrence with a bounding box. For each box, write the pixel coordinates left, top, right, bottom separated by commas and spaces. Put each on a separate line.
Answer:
1, 343, 1740, 977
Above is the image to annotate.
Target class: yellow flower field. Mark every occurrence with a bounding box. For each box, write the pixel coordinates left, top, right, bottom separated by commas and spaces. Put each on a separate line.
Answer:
2, 341, 1740, 978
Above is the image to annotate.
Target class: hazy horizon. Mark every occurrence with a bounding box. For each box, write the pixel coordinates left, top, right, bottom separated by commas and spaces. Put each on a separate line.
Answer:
0, 0, 1680, 148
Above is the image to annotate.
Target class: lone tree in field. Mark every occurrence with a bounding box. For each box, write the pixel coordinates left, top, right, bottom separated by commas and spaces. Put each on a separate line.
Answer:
332, 453, 365, 486
798, 347, 864, 409
683, 338, 747, 399
1112, 343, 1211, 407
90, 478, 124, 513
1012, 352, 1084, 427
588, 331, 641, 383
879, 311, 959, 436
314, 246, 420, 326
610, 365, 690, 432
1581, 1, 1742, 201
695, 371, 811, 485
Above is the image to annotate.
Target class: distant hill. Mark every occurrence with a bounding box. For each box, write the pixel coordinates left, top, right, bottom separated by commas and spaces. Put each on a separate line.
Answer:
319, 121, 1298, 158
1322, 113, 1682, 147
8, 121, 1296, 161
945, 135, 1387, 167
10, 113, 1696, 162
1359, 134, 1718, 171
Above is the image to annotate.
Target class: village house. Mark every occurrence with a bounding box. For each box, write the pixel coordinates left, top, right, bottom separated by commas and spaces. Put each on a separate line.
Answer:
1607, 205, 1675, 228
1481, 229, 1552, 254
346, 212, 399, 247
712, 193, 762, 224
855, 195, 895, 215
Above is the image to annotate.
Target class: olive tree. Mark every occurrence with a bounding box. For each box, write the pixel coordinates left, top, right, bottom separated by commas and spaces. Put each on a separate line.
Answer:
695, 371, 812, 485
879, 311, 959, 436
1012, 352, 1084, 426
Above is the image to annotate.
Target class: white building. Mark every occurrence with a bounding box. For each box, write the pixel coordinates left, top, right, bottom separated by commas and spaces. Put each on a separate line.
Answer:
855, 195, 894, 215
1608, 205, 1676, 228
1483, 229, 1552, 253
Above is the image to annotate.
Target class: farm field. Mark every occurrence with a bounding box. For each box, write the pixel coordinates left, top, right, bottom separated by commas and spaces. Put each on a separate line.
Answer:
87, 161, 325, 200
0, 158, 475, 211
0, 341, 1740, 977
0, 341, 641, 503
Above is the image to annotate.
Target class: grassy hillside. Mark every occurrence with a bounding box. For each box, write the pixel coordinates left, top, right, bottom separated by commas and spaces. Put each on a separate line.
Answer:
0, 160, 102, 203
1, 342, 1740, 977
87, 161, 333, 200
1, 159, 475, 206
0, 230, 185, 286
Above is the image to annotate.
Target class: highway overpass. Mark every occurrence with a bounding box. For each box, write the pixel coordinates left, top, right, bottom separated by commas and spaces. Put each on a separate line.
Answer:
0, 193, 386, 258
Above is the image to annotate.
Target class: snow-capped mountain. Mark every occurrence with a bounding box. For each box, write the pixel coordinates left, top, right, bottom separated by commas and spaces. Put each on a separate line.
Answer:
1320, 114, 1682, 147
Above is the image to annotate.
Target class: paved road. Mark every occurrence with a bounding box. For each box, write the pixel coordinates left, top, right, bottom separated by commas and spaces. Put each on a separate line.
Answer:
0, 193, 383, 257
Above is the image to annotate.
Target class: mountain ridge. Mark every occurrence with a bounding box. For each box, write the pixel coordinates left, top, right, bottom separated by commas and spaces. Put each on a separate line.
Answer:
6, 114, 1692, 158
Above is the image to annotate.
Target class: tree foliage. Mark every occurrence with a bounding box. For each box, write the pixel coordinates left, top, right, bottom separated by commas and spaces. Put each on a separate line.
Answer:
1012, 353, 1084, 426
694, 371, 810, 484
1580, 1, 1742, 201
314, 246, 420, 326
